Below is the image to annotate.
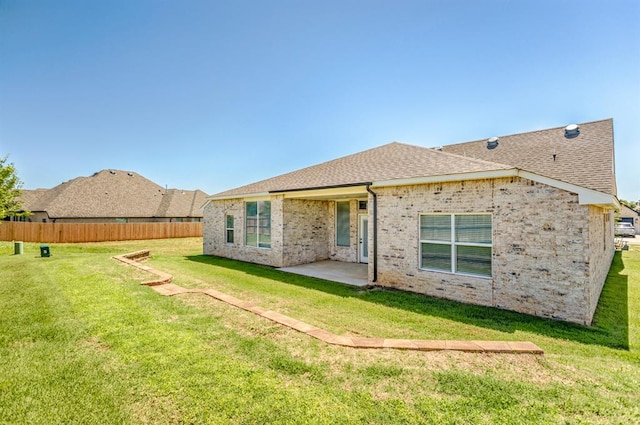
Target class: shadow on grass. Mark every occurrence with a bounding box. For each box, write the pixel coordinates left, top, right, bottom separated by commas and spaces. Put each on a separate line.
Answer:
185, 252, 629, 350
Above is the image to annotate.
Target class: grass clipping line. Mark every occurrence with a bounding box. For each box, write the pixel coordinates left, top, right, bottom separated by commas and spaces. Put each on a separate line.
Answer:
113, 250, 544, 355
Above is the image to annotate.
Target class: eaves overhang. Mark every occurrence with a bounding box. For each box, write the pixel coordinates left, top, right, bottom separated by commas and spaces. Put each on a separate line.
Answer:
206, 169, 618, 209
274, 183, 370, 200
517, 170, 619, 209
205, 183, 372, 203
373, 168, 619, 209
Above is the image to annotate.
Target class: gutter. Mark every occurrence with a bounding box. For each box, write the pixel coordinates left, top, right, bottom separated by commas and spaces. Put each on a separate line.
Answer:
366, 184, 378, 283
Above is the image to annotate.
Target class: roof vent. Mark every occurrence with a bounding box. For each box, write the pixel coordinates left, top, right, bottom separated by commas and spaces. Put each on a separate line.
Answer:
109, 170, 116, 175
564, 124, 580, 139
127, 172, 133, 177
486, 136, 499, 150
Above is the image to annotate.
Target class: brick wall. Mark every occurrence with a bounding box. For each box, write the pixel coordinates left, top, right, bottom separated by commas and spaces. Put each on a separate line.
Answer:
282, 199, 331, 267
328, 199, 361, 263
586, 206, 615, 322
374, 176, 611, 325
203, 196, 285, 267
204, 196, 370, 268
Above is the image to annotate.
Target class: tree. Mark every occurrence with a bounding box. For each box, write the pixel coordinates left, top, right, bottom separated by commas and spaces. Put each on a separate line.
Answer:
0, 155, 28, 220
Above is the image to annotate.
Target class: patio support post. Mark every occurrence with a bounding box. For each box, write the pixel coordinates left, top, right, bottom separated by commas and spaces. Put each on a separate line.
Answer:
366, 184, 378, 282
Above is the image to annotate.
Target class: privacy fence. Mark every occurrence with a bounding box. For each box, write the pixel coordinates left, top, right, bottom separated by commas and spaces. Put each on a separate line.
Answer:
0, 222, 203, 243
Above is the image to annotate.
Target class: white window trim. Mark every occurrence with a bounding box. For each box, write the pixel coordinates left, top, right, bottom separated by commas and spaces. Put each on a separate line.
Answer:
419, 213, 493, 278
245, 200, 271, 249
225, 214, 234, 244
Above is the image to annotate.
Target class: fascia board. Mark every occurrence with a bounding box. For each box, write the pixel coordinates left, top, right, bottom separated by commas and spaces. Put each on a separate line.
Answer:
373, 169, 618, 209
517, 171, 619, 208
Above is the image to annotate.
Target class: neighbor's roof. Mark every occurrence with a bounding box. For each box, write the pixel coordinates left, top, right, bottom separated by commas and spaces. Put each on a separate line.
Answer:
212, 142, 513, 198
618, 204, 639, 217
22, 169, 208, 219
18, 189, 48, 210
212, 118, 616, 199
441, 118, 615, 195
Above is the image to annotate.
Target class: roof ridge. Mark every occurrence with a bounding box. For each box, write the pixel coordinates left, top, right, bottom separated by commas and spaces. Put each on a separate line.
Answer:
389, 140, 516, 170
428, 145, 515, 169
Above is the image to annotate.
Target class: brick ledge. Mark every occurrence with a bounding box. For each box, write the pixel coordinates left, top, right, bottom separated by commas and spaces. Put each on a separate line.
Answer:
113, 251, 544, 355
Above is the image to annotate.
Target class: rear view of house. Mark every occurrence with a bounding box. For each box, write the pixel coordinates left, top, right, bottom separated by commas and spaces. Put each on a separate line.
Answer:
204, 119, 618, 325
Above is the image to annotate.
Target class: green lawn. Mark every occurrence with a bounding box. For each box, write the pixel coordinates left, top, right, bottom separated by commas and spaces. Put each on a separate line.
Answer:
0, 238, 638, 424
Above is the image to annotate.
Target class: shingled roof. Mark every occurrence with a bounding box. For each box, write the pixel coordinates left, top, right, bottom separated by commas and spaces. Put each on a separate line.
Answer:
212, 118, 616, 199
441, 118, 616, 195
213, 142, 512, 198
22, 170, 208, 219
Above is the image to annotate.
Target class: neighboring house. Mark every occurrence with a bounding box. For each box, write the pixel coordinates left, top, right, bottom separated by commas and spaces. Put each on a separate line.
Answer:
203, 119, 618, 325
617, 204, 639, 235
13, 169, 208, 223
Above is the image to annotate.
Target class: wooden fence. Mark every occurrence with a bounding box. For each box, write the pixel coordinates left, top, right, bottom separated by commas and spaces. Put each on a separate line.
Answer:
0, 222, 203, 243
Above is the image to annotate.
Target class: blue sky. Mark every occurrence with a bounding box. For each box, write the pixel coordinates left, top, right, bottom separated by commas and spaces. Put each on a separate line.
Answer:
1, 0, 639, 201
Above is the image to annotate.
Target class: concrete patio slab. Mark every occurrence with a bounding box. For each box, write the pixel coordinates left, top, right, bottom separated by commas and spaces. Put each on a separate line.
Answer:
278, 260, 368, 287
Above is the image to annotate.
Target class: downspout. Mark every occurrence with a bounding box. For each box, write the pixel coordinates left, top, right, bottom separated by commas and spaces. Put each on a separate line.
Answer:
366, 184, 378, 283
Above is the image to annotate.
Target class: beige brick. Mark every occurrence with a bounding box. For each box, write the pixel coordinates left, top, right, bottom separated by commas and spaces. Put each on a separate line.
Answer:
204, 176, 614, 325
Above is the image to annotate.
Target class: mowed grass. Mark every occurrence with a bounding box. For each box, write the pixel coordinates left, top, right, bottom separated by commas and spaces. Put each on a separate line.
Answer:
0, 238, 638, 424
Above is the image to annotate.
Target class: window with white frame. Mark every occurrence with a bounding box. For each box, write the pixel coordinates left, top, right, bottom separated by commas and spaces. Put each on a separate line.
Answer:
225, 214, 234, 244
419, 214, 492, 277
336, 201, 350, 247
246, 201, 271, 248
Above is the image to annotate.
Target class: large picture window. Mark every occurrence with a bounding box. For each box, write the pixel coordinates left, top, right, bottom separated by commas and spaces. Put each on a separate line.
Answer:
336, 201, 350, 247
246, 201, 271, 248
420, 214, 492, 277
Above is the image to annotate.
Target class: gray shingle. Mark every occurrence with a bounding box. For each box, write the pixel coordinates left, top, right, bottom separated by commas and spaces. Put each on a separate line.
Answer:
214, 142, 512, 197
441, 119, 615, 195
21, 170, 208, 219
214, 118, 615, 198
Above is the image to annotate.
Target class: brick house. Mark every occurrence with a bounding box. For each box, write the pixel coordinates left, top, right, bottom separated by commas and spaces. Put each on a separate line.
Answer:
204, 119, 618, 325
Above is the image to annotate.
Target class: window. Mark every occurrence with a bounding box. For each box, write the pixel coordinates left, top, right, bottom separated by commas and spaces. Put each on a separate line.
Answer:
336, 201, 350, 247
358, 200, 368, 210
225, 214, 234, 244
246, 201, 271, 248
420, 214, 492, 277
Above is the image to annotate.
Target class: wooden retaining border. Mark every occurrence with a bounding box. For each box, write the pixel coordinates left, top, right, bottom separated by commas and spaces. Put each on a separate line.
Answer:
113, 250, 544, 355
112, 250, 173, 286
